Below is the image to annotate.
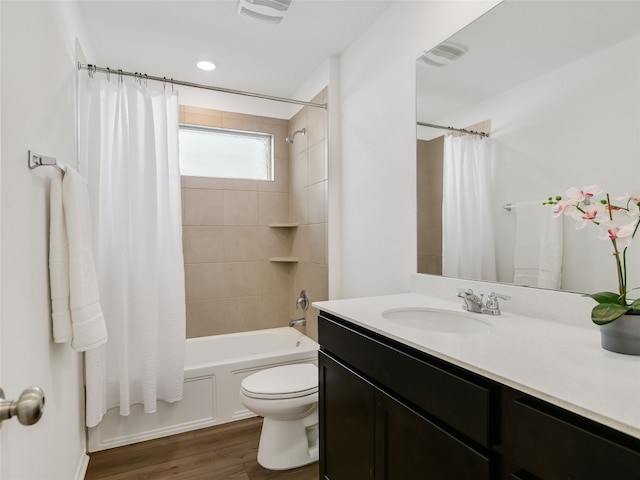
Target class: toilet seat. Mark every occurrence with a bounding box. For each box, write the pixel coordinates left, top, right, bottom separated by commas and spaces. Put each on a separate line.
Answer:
241, 363, 318, 400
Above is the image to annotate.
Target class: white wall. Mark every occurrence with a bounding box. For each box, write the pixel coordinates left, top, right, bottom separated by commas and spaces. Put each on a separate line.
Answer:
334, 1, 497, 299
1, 2, 92, 478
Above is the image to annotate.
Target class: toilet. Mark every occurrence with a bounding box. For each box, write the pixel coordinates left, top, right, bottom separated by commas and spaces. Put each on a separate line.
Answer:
239, 363, 319, 470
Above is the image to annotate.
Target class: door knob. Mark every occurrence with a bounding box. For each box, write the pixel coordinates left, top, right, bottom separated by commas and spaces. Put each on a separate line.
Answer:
0, 386, 45, 426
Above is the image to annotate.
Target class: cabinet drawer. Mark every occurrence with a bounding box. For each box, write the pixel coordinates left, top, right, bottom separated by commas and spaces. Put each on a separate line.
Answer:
512, 399, 640, 479
319, 314, 494, 448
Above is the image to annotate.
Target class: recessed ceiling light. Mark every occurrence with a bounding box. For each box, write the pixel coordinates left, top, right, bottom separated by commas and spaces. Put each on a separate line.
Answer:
196, 59, 216, 71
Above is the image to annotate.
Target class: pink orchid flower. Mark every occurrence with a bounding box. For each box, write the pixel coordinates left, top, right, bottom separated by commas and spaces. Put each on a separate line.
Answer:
551, 199, 575, 217
572, 204, 604, 229
565, 184, 603, 203
599, 220, 636, 249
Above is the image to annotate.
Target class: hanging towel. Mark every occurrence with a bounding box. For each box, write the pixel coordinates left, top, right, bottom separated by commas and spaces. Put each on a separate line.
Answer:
49, 167, 107, 351
513, 201, 563, 289
49, 172, 72, 342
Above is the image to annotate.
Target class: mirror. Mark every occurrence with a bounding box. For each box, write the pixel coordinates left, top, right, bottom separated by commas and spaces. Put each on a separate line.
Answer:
416, 0, 640, 294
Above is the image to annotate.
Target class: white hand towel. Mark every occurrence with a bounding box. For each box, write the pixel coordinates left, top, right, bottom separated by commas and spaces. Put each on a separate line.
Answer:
49, 172, 72, 342
513, 201, 563, 289
61, 168, 108, 351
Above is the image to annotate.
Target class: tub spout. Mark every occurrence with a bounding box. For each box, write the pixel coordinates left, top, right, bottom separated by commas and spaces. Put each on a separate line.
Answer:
289, 318, 306, 327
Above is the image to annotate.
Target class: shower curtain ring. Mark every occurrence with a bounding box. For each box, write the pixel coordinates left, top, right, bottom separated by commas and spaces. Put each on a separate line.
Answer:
118, 69, 123, 84
106, 67, 111, 82
144, 74, 148, 87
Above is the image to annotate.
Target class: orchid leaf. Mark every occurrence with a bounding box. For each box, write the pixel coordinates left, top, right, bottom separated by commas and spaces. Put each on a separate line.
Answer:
629, 298, 640, 311
585, 291, 622, 304
591, 303, 630, 325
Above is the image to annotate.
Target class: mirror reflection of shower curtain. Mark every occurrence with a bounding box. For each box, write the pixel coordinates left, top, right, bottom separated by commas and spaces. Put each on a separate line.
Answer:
442, 135, 497, 281
78, 74, 186, 428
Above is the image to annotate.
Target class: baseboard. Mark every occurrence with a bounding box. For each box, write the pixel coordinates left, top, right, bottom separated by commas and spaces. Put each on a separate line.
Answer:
74, 452, 90, 480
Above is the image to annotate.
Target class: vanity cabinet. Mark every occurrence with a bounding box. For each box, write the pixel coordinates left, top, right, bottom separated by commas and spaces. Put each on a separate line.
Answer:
319, 313, 496, 479
318, 312, 640, 480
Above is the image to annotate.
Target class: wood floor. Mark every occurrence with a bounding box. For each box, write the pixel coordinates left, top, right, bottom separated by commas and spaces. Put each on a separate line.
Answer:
85, 417, 319, 480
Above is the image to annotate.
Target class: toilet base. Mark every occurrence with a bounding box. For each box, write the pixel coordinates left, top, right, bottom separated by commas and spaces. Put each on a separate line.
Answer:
256, 408, 319, 470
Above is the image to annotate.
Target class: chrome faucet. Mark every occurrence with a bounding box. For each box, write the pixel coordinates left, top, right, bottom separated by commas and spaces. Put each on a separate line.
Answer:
290, 290, 309, 327
456, 289, 510, 315
456, 288, 484, 313
296, 290, 309, 311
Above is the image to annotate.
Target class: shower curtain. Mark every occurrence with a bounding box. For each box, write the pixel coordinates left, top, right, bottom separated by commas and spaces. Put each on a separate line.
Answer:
442, 134, 497, 281
78, 74, 186, 428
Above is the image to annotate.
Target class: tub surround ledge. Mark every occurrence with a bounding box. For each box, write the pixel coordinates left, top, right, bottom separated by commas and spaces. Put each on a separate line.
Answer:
314, 290, 640, 441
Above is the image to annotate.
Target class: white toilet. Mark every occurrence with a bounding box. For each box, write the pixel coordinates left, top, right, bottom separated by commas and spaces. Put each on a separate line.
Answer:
239, 363, 319, 470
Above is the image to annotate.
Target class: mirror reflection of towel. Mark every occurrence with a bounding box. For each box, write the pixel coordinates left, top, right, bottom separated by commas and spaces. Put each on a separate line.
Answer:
513, 201, 563, 289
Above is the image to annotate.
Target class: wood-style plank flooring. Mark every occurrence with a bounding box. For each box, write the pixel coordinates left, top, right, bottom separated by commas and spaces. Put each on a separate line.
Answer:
85, 417, 319, 480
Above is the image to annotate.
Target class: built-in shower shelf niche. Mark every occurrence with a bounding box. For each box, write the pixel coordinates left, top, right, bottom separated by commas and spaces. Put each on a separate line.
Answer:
267, 223, 299, 262
269, 257, 299, 263
268, 223, 299, 228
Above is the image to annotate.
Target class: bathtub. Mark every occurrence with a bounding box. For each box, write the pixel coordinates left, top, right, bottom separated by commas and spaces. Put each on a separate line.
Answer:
87, 327, 319, 452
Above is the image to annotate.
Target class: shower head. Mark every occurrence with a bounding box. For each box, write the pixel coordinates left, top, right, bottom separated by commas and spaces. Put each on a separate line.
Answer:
285, 128, 306, 144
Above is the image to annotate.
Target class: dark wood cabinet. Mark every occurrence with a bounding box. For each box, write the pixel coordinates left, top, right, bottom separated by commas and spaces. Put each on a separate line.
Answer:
319, 311, 640, 480
319, 352, 375, 480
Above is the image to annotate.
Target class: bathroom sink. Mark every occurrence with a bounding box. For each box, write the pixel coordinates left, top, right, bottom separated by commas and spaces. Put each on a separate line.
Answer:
380, 308, 496, 334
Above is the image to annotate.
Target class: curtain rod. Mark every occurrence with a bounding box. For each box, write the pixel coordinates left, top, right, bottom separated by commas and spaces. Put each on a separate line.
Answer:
77, 63, 327, 110
417, 121, 489, 138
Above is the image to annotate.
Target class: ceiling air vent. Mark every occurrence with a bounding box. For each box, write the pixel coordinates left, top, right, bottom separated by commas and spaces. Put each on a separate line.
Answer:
237, 0, 292, 24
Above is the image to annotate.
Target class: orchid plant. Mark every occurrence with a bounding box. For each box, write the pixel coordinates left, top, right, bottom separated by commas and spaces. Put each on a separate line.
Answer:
544, 185, 640, 325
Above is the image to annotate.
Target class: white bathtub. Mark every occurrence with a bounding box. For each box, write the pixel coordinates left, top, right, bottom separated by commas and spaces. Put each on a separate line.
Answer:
87, 327, 319, 452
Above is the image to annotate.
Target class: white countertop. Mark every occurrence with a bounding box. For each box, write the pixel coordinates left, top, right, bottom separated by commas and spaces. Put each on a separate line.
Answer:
314, 293, 640, 440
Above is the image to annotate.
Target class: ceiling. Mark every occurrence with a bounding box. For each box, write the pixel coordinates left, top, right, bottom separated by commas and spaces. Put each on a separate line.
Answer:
77, 0, 393, 101
416, 0, 640, 124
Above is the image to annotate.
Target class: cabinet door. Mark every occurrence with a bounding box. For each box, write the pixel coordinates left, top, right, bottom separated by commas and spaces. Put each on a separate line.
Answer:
512, 399, 640, 479
319, 352, 375, 480
375, 389, 493, 480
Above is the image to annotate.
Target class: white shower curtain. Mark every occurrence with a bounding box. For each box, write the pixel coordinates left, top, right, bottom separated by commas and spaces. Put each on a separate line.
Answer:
78, 74, 186, 428
442, 135, 497, 281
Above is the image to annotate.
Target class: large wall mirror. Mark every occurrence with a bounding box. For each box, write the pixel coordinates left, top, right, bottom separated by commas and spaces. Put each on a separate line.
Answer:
417, 0, 640, 294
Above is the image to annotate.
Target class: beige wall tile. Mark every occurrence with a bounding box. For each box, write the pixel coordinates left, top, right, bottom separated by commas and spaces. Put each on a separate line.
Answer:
260, 294, 291, 329
181, 113, 223, 128
226, 296, 261, 333
307, 181, 326, 224
186, 299, 228, 338
183, 226, 224, 264
258, 192, 289, 226
307, 140, 327, 185
260, 261, 292, 295
259, 226, 294, 260
289, 188, 308, 225
308, 223, 326, 265
292, 225, 310, 263
184, 263, 225, 301
222, 112, 258, 132
223, 190, 258, 225
182, 189, 224, 225
223, 227, 259, 261
290, 150, 307, 192
223, 262, 260, 297
182, 175, 256, 192
306, 105, 326, 148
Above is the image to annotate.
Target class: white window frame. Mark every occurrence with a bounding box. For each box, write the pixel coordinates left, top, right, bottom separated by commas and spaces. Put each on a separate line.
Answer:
179, 124, 274, 181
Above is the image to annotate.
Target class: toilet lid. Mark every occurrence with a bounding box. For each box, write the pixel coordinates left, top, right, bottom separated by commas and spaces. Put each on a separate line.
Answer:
241, 363, 318, 399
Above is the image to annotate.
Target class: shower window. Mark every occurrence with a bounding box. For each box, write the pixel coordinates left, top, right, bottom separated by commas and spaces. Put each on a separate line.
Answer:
179, 125, 274, 181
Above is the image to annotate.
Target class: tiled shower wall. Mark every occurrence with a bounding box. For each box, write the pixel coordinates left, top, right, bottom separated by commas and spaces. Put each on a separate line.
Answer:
288, 88, 328, 341
417, 136, 443, 275
180, 90, 327, 341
